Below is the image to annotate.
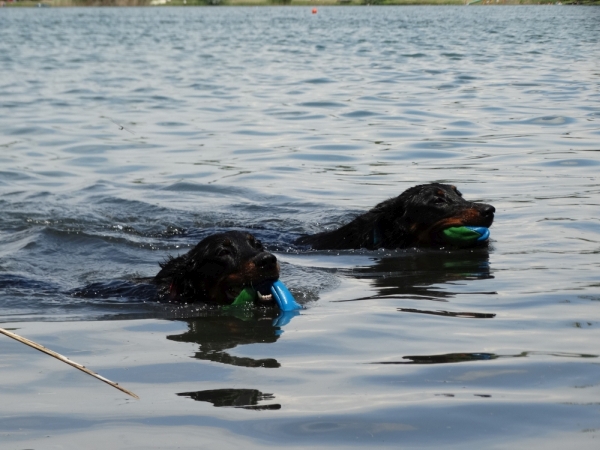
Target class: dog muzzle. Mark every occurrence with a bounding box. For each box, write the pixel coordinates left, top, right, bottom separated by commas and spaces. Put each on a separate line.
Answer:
228, 280, 302, 311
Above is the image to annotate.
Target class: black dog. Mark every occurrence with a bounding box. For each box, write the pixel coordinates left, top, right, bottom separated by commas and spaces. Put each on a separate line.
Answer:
295, 183, 495, 250
155, 231, 280, 304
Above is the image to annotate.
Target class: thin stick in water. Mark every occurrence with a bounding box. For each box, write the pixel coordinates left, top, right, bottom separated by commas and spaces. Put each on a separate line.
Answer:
0, 327, 139, 400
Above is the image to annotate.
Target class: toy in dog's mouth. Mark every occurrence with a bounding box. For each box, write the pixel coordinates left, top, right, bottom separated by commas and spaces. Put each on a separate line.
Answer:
227, 279, 301, 311
440, 226, 490, 247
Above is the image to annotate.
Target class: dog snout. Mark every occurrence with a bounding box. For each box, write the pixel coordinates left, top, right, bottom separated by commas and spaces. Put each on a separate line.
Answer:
480, 204, 495, 218
254, 252, 278, 269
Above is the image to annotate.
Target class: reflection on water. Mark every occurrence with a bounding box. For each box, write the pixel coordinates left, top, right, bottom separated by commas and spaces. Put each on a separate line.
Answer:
338, 248, 493, 302
397, 308, 495, 318
373, 351, 598, 365
177, 388, 281, 411
167, 310, 299, 368
376, 352, 500, 365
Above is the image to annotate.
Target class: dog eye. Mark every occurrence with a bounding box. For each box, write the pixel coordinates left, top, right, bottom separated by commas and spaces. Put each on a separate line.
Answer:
217, 248, 232, 257
432, 197, 446, 204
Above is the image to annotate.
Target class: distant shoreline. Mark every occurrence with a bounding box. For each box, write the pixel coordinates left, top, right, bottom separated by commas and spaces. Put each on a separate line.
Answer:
3, 0, 598, 7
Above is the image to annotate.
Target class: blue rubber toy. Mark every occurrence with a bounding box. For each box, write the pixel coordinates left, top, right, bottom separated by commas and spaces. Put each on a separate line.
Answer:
270, 280, 302, 312
469, 226, 490, 242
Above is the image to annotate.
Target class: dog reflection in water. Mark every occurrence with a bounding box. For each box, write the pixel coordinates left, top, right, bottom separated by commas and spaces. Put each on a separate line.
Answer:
177, 388, 280, 410
167, 312, 283, 368
170, 313, 284, 410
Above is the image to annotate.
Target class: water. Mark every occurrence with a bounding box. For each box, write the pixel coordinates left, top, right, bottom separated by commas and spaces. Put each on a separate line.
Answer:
1, 5, 600, 448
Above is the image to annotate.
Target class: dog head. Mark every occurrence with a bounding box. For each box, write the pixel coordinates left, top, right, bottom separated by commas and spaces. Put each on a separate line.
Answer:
156, 231, 280, 304
378, 183, 495, 247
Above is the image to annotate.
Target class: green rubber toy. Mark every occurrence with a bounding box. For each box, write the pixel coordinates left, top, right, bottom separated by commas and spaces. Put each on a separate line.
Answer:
228, 287, 256, 307
441, 226, 490, 247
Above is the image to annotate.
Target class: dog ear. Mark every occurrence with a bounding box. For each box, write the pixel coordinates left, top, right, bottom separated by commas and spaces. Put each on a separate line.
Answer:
367, 196, 408, 248
184, 255, 230, 297
374, 195, 406, 216
371, 196, 407, 226
157, 253, 216, 301
193, 260, 226, 280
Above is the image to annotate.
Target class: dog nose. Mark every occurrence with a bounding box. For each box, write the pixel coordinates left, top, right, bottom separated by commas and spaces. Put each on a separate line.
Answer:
254, 252, 278, 268
481, 205, 495, 217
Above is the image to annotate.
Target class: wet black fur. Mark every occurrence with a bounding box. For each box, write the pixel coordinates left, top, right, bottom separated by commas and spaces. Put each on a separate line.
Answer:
154, 231, 279, 303
295, 183, 495, 250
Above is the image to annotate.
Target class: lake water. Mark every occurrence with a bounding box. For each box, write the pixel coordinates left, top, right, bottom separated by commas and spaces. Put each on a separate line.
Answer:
1, 4, 600, 448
